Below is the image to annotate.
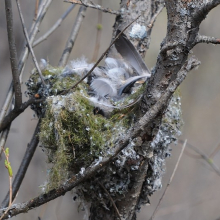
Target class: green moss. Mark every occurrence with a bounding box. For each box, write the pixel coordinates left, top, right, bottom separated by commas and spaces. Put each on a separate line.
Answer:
39, 89, 137, 190
26, 66, 82, 97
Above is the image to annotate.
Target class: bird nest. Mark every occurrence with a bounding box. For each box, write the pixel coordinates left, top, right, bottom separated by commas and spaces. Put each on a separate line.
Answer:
26, 57, 146, 190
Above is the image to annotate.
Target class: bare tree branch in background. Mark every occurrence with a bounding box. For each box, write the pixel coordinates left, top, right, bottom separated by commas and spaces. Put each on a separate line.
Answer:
4, 0, 22, 110
91, 0, 103, 62
179, 139, 220, 177
149, 140, 187, 220
16, 0, 46, 86
1, 122, 40, 208
65, 0, 120, 15
58, 5, 87, 67
33, 4, 76, 47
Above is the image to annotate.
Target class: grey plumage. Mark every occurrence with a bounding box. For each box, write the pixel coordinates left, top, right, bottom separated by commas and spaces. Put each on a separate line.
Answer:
118, 75, 148, 96
90, 77, 117, 98
114, 30, 151, 77
64, 30, 151, 116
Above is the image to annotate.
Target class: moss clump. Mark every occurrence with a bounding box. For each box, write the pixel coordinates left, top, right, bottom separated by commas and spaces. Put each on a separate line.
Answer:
39, 90, 135, 190
26, 66, 82, 116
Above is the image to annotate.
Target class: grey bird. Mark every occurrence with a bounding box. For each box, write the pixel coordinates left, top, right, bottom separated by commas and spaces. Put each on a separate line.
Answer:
62, 30, 151, 116
88, 30, 151, 115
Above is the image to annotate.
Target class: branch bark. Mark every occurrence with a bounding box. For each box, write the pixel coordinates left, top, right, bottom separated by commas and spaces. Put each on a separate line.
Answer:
65, 0, 120, 15
5, 0, 22, 110
58, 5, 87, 67
0, 98, 44, 133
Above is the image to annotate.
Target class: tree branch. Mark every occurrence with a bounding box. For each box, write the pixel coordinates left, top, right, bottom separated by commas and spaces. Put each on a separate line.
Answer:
192, 1, 220, 27
0, 56, 200, 220
91, 0, 102, 62
5, 0, 22, 110
16, 0, 46, 86
33, 4, 76, 47
0, 128, 11, 158
149, 140, 187, 220
0, 101, 14, 159
1, 123, 40, 208
64, 0, 120, 15
0, 98, 44, 133
147, 2, 164, 28
195, 34, 220, 45
98, 181, 122, 220
58, 5, 87, 67
178, 139, 220, 177
0, 85, 13, 126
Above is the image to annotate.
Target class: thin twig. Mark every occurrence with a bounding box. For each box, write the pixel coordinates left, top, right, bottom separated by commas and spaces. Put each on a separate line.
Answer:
1, 148, 13, 206
91, 0, 102, 62
33, 4, 76, 47
0, 100, 14, 159
65, 0, 120, 15
98, 181, 122, 220
178, 139, 220, 177
18, 0, 53, 74
58, 5, 87, 67
195, 34, 220, 45
0, 194, 16, 220
1, 123, 40, 208
34, 0, 39, 20
0, 147, 14, 220
5, 0, 22, 110
147, 3, 165, 28
0, 57, 199, 219
0, 129, 11, 159
149, 139, 187, 220
0, 98, 44, 133
209, 142, 220, 159
184, 148, 201, 159
16, 0, 46, 86
0, 85, 13, 127
60, 15, 141, 95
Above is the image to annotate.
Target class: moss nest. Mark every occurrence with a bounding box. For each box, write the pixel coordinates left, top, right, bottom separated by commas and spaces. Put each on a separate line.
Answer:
26, 64, 142, 190
26, 61, 184, 212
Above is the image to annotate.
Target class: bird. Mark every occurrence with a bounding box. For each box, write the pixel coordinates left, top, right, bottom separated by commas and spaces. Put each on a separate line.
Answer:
63, 30, 151, 116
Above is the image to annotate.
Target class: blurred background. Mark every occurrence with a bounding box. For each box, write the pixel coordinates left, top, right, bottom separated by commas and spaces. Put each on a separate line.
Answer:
0, 1, 220, 219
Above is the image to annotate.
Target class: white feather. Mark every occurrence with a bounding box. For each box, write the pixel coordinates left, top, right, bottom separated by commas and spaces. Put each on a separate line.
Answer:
39, 59, 48, 71
106, 67, 128, 83
88, 96, 114, 114
90, 78, 117, 97
105, 57, 119, 69
62, 57, 93, 76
